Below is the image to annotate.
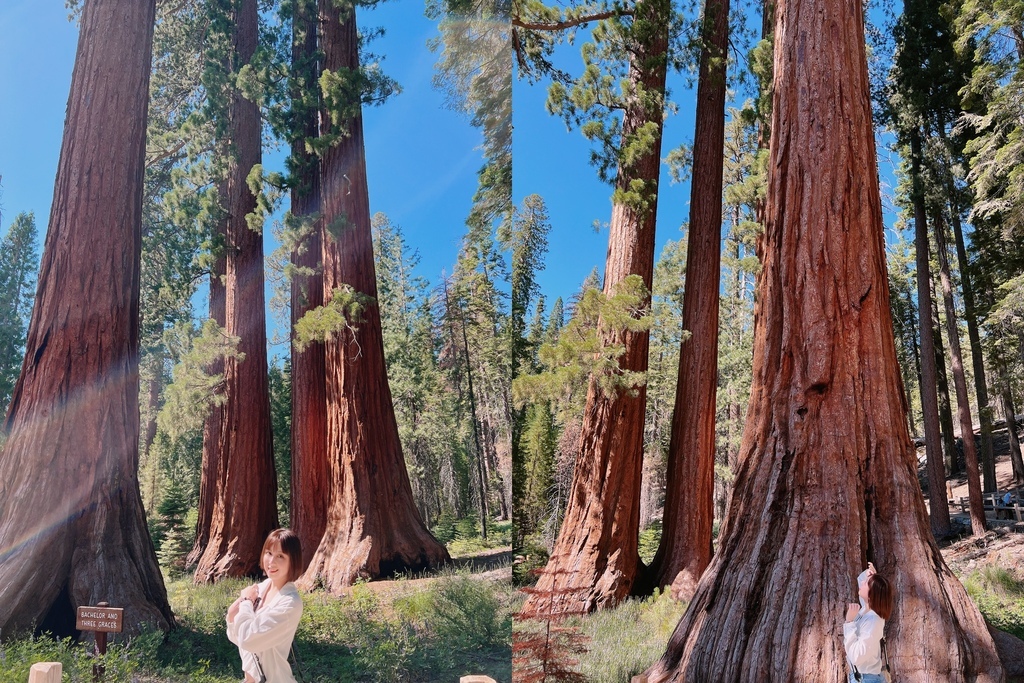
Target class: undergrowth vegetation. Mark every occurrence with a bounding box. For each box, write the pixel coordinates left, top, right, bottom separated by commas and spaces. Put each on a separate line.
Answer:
0, 520, 512, 683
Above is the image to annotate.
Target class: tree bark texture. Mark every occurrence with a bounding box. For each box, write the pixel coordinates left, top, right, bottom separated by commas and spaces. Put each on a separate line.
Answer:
288, 0, 329, 569
297, 1, 450, 593
641, 0, 1003, 676
911, 132, 952, 538
187, 223, 226, 569
522, 0, 670, 614
933, 307, 960, 477
933, 211, 986, 534
998, 373, 1024, 484
948, 203, 997, 490
193, 0, 279, 582
651, 0, 730, 602
0, 0, 174, 636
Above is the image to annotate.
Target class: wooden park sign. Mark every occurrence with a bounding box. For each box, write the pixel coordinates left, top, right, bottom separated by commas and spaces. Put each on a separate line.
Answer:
77, 603, 122, 681
76, 605, 123, 633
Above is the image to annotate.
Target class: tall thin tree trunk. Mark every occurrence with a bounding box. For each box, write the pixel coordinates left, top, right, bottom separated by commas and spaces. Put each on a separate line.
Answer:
0, 0, 173, 636
522, 0, 670, 614
912, 132, 952, 538
997, 368, 1024, 484
457, 293, 489, 540
650, 0, 730, 603
933, 301, 960, 476
947, 198, 997, 490
297, 0, 450, 592
288, 0, 329, 569
193, 0, 279, 582
643, 0, 1002, 672
933, 210, 986, 534
187, 231, 226, 570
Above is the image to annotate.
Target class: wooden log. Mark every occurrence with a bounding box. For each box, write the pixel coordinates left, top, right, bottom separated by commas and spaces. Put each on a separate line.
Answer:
28, 663, 62, 683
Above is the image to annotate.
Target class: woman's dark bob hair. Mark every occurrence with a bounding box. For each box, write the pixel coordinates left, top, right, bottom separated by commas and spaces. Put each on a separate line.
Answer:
868, 573, 893, 620
261, 528, 304, 583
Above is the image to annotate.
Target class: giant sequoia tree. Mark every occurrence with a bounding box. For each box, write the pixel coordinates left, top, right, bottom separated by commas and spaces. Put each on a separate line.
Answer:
191, 0, 279, 582
515, 0, 671, 614
286, 0, 330, 568
296, 0, 450, 592
649, 0, 731, 601
641, 0, 1003, 674
0, 0, 174, 636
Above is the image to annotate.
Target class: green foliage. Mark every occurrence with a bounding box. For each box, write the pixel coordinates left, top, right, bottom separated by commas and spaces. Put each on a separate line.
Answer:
513, 274, 652, 407
293, 285, 375, 352
569, 590, 688, 683
0, 631, 162, 683
637, 519, 662, 565
516, 0, 680, 205
963, 566, 1024, 640
0, 211, 38, 417
157, 319, 241, 442
269, 359, 293, 526
418, 573, 512, 663
427, 0, 512, 234
152, 478, 192, 575
447, 519, 514, 556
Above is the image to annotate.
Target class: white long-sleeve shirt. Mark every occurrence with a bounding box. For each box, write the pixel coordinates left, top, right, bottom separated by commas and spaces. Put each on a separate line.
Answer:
227, 579, 303, 683
843, 570, 886, 675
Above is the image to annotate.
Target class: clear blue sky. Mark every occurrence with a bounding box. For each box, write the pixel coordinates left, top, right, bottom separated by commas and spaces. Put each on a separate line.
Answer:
0, 0, 482, 349
514, 8, 903, 311
0, 2, 903, 347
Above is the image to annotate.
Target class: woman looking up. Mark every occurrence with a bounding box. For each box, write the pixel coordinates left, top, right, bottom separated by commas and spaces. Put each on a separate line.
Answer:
844, 561, 894, 682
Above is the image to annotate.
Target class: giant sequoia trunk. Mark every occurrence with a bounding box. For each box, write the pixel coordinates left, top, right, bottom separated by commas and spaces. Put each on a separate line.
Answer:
297, 1, 450, 593
641, 0, 1003, 676
912, 132, 952, 538
193, 0, 279, 582
187, 226, 226, 569
288, 0, 329, 569
934, 211, 986, 534
521, 0, 670, 615
0, 0, 174, 636
650, 0, 730, 602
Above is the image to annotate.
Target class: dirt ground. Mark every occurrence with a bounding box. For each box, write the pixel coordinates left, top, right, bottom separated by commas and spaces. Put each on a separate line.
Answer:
919, 425, 1024, 576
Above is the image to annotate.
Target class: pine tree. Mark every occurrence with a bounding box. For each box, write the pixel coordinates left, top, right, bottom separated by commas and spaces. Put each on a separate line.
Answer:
0, 212, 38, 418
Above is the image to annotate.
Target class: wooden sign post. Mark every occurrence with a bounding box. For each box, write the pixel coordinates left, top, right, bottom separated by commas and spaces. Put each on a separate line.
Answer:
76, 602, 123, 682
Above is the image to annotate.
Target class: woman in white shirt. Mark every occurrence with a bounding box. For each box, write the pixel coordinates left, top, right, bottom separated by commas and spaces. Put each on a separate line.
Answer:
226, 529, 304, 683
844, 562, 894, 682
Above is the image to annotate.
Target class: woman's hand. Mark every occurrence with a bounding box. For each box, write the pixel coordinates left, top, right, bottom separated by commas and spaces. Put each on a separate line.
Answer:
846, 603, 861, 622
227, 596, 243, 623
866, 562, 877, 578
241, 584, 260, 602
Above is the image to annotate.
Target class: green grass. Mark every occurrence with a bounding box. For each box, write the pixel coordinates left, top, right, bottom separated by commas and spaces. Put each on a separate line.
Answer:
0, 570, 513, 683
963, 565, 1024, 641
568, 590, 687, 683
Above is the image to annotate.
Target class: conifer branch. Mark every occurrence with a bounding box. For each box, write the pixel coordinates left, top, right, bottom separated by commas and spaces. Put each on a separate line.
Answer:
512, 10, 634, 32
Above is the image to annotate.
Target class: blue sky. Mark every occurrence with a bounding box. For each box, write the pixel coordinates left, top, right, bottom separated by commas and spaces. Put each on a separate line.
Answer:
0, 2, 903, 349
0, 0, 482, 349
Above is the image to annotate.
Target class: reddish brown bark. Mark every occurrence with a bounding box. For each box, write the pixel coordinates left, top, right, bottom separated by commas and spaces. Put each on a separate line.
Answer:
641, 0, 1003, 675
297, 1, 450, 592
288, 0, 329, 569
193, 0, 278, 582
0, 0, 173, 636
522, 0, 670, 615
187, 233, 226, 569
934, 211, 986, 534
998, 376, 1024, 484
650, 0, 730, 602
912, 132, 952, 538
